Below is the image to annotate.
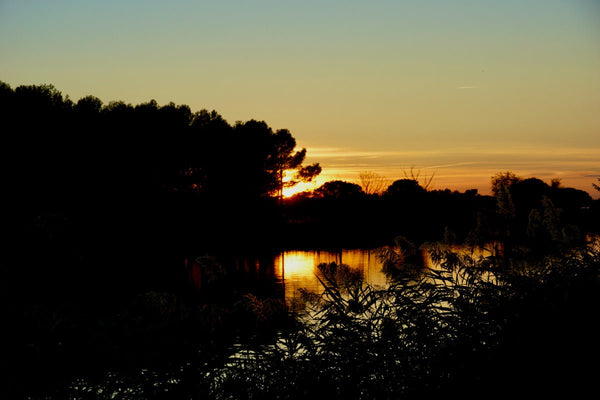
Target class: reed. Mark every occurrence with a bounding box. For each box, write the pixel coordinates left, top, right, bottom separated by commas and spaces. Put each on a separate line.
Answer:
208, 242, 599, 399
63, 242, 599, 399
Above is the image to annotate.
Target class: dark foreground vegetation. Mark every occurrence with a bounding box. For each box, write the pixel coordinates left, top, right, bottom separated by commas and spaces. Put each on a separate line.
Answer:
21, 244, 600, 400
205, 246, 600, 399
2, 82, 600, 398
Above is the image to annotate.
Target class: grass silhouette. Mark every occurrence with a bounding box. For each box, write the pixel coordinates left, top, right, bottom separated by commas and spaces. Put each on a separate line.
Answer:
61, 241, 598, 400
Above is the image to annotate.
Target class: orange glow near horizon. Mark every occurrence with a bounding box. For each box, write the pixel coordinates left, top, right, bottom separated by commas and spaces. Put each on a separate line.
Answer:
299, 145, 600, 199
281, 168, 327, 198
283, 162, 600, 199
282, 181, 318, 198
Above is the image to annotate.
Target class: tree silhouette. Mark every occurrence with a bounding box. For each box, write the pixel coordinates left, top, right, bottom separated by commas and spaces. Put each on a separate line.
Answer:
491, 171, 521, 197
402, 167, 435, 190
313, 180, 363, 199
385, 179, 426, 198
75, 95, 103, 114
359, 171, 389, 195
268, 129, 321, 204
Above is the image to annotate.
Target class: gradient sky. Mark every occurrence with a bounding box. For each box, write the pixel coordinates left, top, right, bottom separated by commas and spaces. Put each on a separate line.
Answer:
1, 0, 599, 196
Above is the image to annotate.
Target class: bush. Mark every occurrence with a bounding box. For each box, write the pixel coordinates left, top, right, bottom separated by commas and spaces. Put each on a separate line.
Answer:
57, 242, 600, 399
210, 243, 600, 399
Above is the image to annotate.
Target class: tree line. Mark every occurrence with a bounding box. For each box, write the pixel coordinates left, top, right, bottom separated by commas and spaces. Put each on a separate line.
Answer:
0, 81, 319, 211
284, 170, 597, 252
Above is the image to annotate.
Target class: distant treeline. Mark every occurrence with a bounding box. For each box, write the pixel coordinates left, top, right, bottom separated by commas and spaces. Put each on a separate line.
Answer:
283, 172, 597, 252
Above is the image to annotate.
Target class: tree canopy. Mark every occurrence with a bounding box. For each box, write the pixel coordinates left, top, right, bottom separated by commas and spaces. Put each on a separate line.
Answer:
385, 179, 427, 198
313, 180, 364, 200
1, 81, 320, 210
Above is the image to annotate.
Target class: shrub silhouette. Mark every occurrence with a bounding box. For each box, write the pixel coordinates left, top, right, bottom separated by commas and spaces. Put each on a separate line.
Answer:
202, 242, 600, 399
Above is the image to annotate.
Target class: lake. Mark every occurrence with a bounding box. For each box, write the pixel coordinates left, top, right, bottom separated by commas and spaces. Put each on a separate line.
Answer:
186, 243, 500, 306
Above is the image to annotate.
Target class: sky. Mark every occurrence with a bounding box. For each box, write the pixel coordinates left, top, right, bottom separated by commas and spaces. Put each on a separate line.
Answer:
1, 0, 599, 197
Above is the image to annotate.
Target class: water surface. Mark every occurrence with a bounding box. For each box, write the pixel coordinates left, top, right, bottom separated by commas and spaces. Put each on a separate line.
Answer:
186, 244, 500, 306
273, 249, 388, 303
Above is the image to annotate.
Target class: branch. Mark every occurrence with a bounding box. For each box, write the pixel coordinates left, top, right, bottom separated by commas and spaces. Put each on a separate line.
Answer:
296, 163, 321, 182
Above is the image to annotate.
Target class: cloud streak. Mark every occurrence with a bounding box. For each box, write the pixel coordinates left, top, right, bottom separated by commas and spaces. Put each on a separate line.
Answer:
306, 146, 600, 160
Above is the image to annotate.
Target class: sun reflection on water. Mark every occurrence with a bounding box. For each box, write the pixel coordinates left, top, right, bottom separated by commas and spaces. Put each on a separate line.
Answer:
187, 244, 509, 308
272, 245, 505, 305
274, 249, 388, 303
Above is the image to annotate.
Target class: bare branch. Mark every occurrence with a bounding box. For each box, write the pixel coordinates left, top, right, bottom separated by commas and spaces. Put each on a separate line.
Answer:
359, 171, 390, 195
401, 167, 435, 190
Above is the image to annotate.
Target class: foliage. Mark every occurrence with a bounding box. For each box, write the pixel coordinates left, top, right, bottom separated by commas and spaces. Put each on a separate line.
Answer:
384, 178, 427, 198
490, 172, 592, 256
312, 180, 364, 199
491, 171, 521, 197
267, 128, 321, 202
1, 81, 320, 208
197, 243, 599, 399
